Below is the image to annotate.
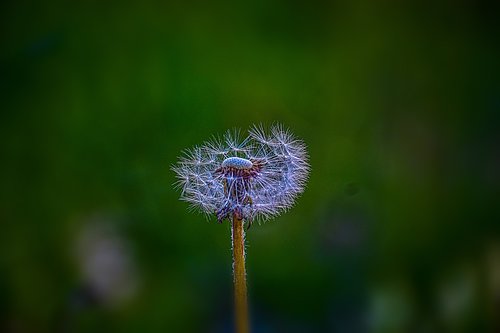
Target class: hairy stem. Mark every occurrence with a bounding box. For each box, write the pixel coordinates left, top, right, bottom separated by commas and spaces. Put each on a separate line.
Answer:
232, 214, 249, 333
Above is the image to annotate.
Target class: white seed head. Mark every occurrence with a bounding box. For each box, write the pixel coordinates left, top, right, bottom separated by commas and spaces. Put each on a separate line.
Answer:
172, 124, 310, 223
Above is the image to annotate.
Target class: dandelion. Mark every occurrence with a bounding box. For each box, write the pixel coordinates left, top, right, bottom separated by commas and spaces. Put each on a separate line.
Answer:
172, 124, 310, 333
173, 124, 309, 225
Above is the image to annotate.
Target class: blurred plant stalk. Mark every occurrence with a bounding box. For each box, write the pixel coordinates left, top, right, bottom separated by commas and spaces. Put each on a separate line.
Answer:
232, 213, 249, 333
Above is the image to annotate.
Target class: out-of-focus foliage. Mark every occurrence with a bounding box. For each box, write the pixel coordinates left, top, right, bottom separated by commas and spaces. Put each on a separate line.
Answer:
1, 1, 499, 332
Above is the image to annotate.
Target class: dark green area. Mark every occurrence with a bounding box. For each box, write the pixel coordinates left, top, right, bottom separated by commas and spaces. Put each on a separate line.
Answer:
1, 1, 499, 332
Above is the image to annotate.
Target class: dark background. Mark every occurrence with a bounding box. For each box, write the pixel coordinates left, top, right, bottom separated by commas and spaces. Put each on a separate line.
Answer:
1, 1, 499, 332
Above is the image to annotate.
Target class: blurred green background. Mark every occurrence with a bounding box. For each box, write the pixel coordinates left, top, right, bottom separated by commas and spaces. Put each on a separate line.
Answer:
1, 1, 499, 332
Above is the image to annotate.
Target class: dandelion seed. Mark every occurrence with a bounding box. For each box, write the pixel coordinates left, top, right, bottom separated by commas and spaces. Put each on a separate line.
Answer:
172, 124, 310, 226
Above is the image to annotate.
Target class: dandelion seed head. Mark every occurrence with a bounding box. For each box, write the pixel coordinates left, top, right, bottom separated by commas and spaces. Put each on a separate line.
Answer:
172, 124, 310, 224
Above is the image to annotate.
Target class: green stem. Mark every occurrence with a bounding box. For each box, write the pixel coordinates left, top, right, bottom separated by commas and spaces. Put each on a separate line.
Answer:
232, 213, 249, 333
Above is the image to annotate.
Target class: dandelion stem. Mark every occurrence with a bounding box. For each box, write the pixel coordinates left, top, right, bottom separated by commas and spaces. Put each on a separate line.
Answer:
232, 213, 249, 333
